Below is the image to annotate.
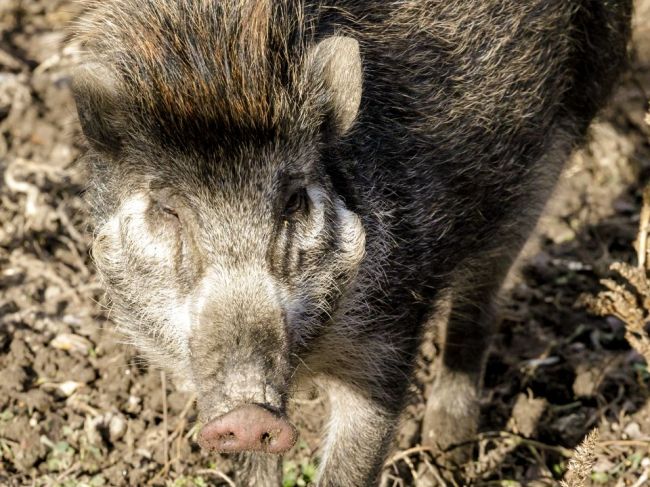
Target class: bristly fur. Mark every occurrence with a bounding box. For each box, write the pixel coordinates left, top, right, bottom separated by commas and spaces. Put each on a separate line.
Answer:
75, 0, 320, 149
71, 1, 632, 485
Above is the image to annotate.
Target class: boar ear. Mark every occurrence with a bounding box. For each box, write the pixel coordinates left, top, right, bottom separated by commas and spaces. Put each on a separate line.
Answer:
307, 36, 362, 136
72, 63, 123, 155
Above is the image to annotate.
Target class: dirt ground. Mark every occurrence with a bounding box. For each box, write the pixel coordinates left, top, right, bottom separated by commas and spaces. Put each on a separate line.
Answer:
1, 1, 650, 486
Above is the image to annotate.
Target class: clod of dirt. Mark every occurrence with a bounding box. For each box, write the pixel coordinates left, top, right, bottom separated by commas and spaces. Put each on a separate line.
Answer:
508, 393, 547, 438
2, 364, 29, 392
572, 364, 601, 397
0, 416, 46, 471
19, 388, 52, 413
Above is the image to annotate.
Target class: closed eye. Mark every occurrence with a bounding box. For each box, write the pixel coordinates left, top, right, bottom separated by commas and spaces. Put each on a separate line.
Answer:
160, 204, 179, 219
149, 186, 182, 225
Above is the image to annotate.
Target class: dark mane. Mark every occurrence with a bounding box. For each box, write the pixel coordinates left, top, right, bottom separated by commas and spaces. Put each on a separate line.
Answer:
77, 0, 316, 147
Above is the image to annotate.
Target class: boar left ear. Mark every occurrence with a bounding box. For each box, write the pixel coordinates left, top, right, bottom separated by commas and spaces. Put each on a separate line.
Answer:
306, 36, 362, 136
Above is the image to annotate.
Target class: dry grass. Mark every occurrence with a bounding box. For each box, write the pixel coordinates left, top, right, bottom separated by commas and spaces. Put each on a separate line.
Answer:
560, 429, 599, 487
566, 108, 650, 487
580, 111, 650, 365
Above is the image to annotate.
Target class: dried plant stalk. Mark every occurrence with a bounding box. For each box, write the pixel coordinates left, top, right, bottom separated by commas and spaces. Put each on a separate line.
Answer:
560, 429, 599, 487
635, 184, 650, 269
579, 177, 650, 364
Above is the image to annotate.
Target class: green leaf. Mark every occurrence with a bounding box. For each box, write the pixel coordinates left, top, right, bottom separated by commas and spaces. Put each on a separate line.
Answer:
89, 475, 107, 486
592, 472, 610, 484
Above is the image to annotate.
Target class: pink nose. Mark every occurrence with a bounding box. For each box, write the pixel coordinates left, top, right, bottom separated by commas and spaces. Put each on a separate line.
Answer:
198, 404, 298, 454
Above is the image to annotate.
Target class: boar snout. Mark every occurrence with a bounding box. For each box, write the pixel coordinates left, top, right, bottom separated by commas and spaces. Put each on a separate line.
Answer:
189, 269, 294, 437
198, 404, 298, 454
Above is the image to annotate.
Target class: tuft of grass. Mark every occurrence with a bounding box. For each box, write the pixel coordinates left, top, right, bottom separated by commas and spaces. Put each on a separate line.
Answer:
43, 439, 76, 473
283, 458, 318, 487
579, 258, 650, 363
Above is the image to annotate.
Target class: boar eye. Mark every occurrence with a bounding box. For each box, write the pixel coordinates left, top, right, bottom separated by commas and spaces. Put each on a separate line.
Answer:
161, 204, 179, 219
150, 188, 182, 224
283, 188, 308, 219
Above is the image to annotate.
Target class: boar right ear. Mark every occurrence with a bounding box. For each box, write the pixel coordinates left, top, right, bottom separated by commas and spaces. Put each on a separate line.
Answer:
306, 36, 362, 136
72, 63, 123, 155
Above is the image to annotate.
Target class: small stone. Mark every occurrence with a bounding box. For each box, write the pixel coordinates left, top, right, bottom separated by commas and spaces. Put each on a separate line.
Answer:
135, 448, 152, 459
43, 285, 62, 302
85, 415, 105, 446
4, 365, 28, 392
623, 422, 643, 440
50, 333, 93, 356
57, 380, 83, 397
85, 412, 127, 445
125, 395, 141, 414
108, 414, 127, 443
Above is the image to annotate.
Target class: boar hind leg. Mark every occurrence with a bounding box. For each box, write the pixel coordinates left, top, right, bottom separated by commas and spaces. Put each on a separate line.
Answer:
421, 250, 520, 463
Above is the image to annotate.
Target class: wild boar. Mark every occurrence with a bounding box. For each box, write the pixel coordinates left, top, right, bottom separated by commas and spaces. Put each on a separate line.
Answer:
72, 0, 632, 485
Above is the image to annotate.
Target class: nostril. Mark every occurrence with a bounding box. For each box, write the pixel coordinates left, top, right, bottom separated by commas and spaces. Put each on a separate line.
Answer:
260, 431, 273, 446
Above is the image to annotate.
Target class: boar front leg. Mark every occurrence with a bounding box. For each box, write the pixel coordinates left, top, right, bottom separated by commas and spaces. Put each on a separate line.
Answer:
233, 453, 281, 487
422, 250, 522, 462
317, 378, 401, 486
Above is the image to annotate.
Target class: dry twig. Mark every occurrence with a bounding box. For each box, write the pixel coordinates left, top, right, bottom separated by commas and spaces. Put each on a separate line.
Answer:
195, 468, 237, 487
161, 371, 169, 473
146, 371, 170, 486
